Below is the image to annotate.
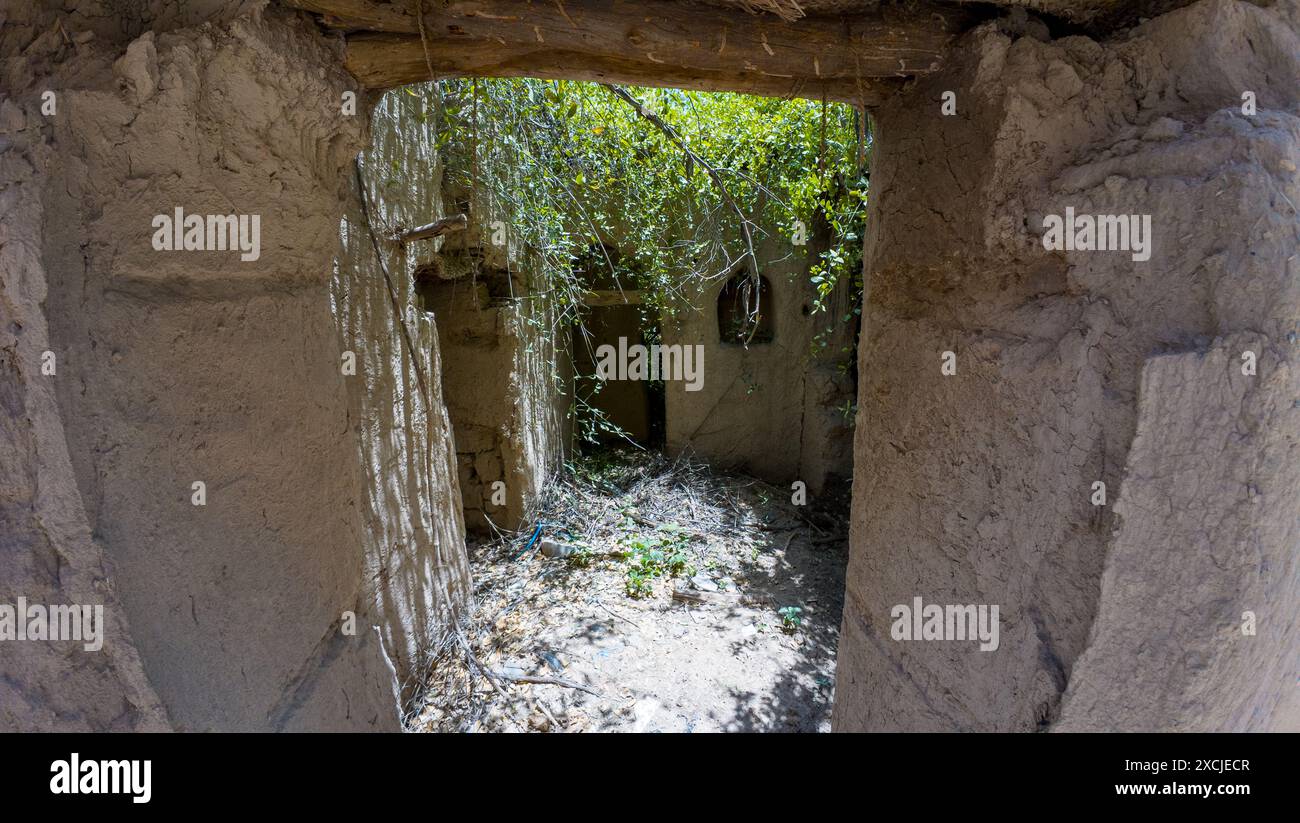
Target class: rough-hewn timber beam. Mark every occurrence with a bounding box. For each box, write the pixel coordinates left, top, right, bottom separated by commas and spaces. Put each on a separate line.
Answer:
287, 0, 418, 32
344, 33, 900, 102
284, 0, 974, 102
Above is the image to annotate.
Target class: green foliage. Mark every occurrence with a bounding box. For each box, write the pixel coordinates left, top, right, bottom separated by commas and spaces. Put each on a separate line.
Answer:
434, 78, 869, 325
624, 567, 654, 598
565, 543, 594, 568
427, 79, 868, 441
778, 605, 803, 632
614, 516, 694, 598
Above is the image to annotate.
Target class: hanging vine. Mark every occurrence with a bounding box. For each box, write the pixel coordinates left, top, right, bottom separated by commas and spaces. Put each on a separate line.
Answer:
432, 79, 868, 327
423, 78, 869, 443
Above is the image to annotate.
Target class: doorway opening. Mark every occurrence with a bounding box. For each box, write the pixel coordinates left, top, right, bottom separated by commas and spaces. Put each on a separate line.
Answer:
571, 244, 667, 450
382, 73, 867, 730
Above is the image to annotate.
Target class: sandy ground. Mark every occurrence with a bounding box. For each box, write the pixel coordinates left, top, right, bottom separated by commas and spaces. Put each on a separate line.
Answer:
411, 452, 849, 732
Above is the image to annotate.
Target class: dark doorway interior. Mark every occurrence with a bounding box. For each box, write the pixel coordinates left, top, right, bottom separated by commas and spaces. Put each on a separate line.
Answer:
573, 305, 666, 448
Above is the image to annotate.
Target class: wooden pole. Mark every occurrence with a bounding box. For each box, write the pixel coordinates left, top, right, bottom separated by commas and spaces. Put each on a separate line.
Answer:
397, 213, 469, 243
283, 0, 975, 100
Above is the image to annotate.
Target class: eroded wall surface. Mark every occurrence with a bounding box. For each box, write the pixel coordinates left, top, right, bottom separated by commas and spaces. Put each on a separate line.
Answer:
0, 35, 171, 730
834, 0, 1300, 731
333, 86, 472, 708
663, 226, 857, 492
420, 178, 571, 534
2, 3, 467, 730
5, 0, 1294, 734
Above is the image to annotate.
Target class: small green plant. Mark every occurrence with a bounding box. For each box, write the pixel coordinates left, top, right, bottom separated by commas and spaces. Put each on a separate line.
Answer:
618, 524, 694, 598
778, 605, 803, 632
566, 544, 594, 568
665, 548, 691, 576
625, 566, 654, 598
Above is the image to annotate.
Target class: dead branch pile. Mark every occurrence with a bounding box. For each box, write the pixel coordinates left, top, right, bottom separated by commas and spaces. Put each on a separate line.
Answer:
407, 449, 845, 732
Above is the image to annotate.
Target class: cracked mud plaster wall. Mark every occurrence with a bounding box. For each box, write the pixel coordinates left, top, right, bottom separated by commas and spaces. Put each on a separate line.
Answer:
333, 85, 472, 711
420, 268, 571, 534
421, 170, 572, 535
663, 224, 856, 493
1, 3, 467, 730
834, 0, 1300, 731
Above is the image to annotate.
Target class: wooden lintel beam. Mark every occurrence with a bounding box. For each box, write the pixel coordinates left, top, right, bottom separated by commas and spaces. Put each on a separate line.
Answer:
284, 0, 973, 102
286, 0, 417, 32
344, 34, 898, 102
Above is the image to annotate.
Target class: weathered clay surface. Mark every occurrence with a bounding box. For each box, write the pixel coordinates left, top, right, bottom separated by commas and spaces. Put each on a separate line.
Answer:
664, 226, 856, 492
334, 85, 473, 709
834, 0, 1299, 731
420, 240, 571, 533
0, 86, 171, 732
2, 4, 469, 730
4, 0, 1295, 733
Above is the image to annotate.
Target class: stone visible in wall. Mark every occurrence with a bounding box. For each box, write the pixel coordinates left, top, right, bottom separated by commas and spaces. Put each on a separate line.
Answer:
451, 426, 511, 532
455, 422, 497, 453
474, 449, 504, 487
422, 271, 516, 533
833, 0, 1299, 732
421, 235, 571, 535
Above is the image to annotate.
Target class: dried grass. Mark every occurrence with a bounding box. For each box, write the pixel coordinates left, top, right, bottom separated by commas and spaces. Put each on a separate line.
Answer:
407, 448, 840, 732
728, 0, 807, 23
